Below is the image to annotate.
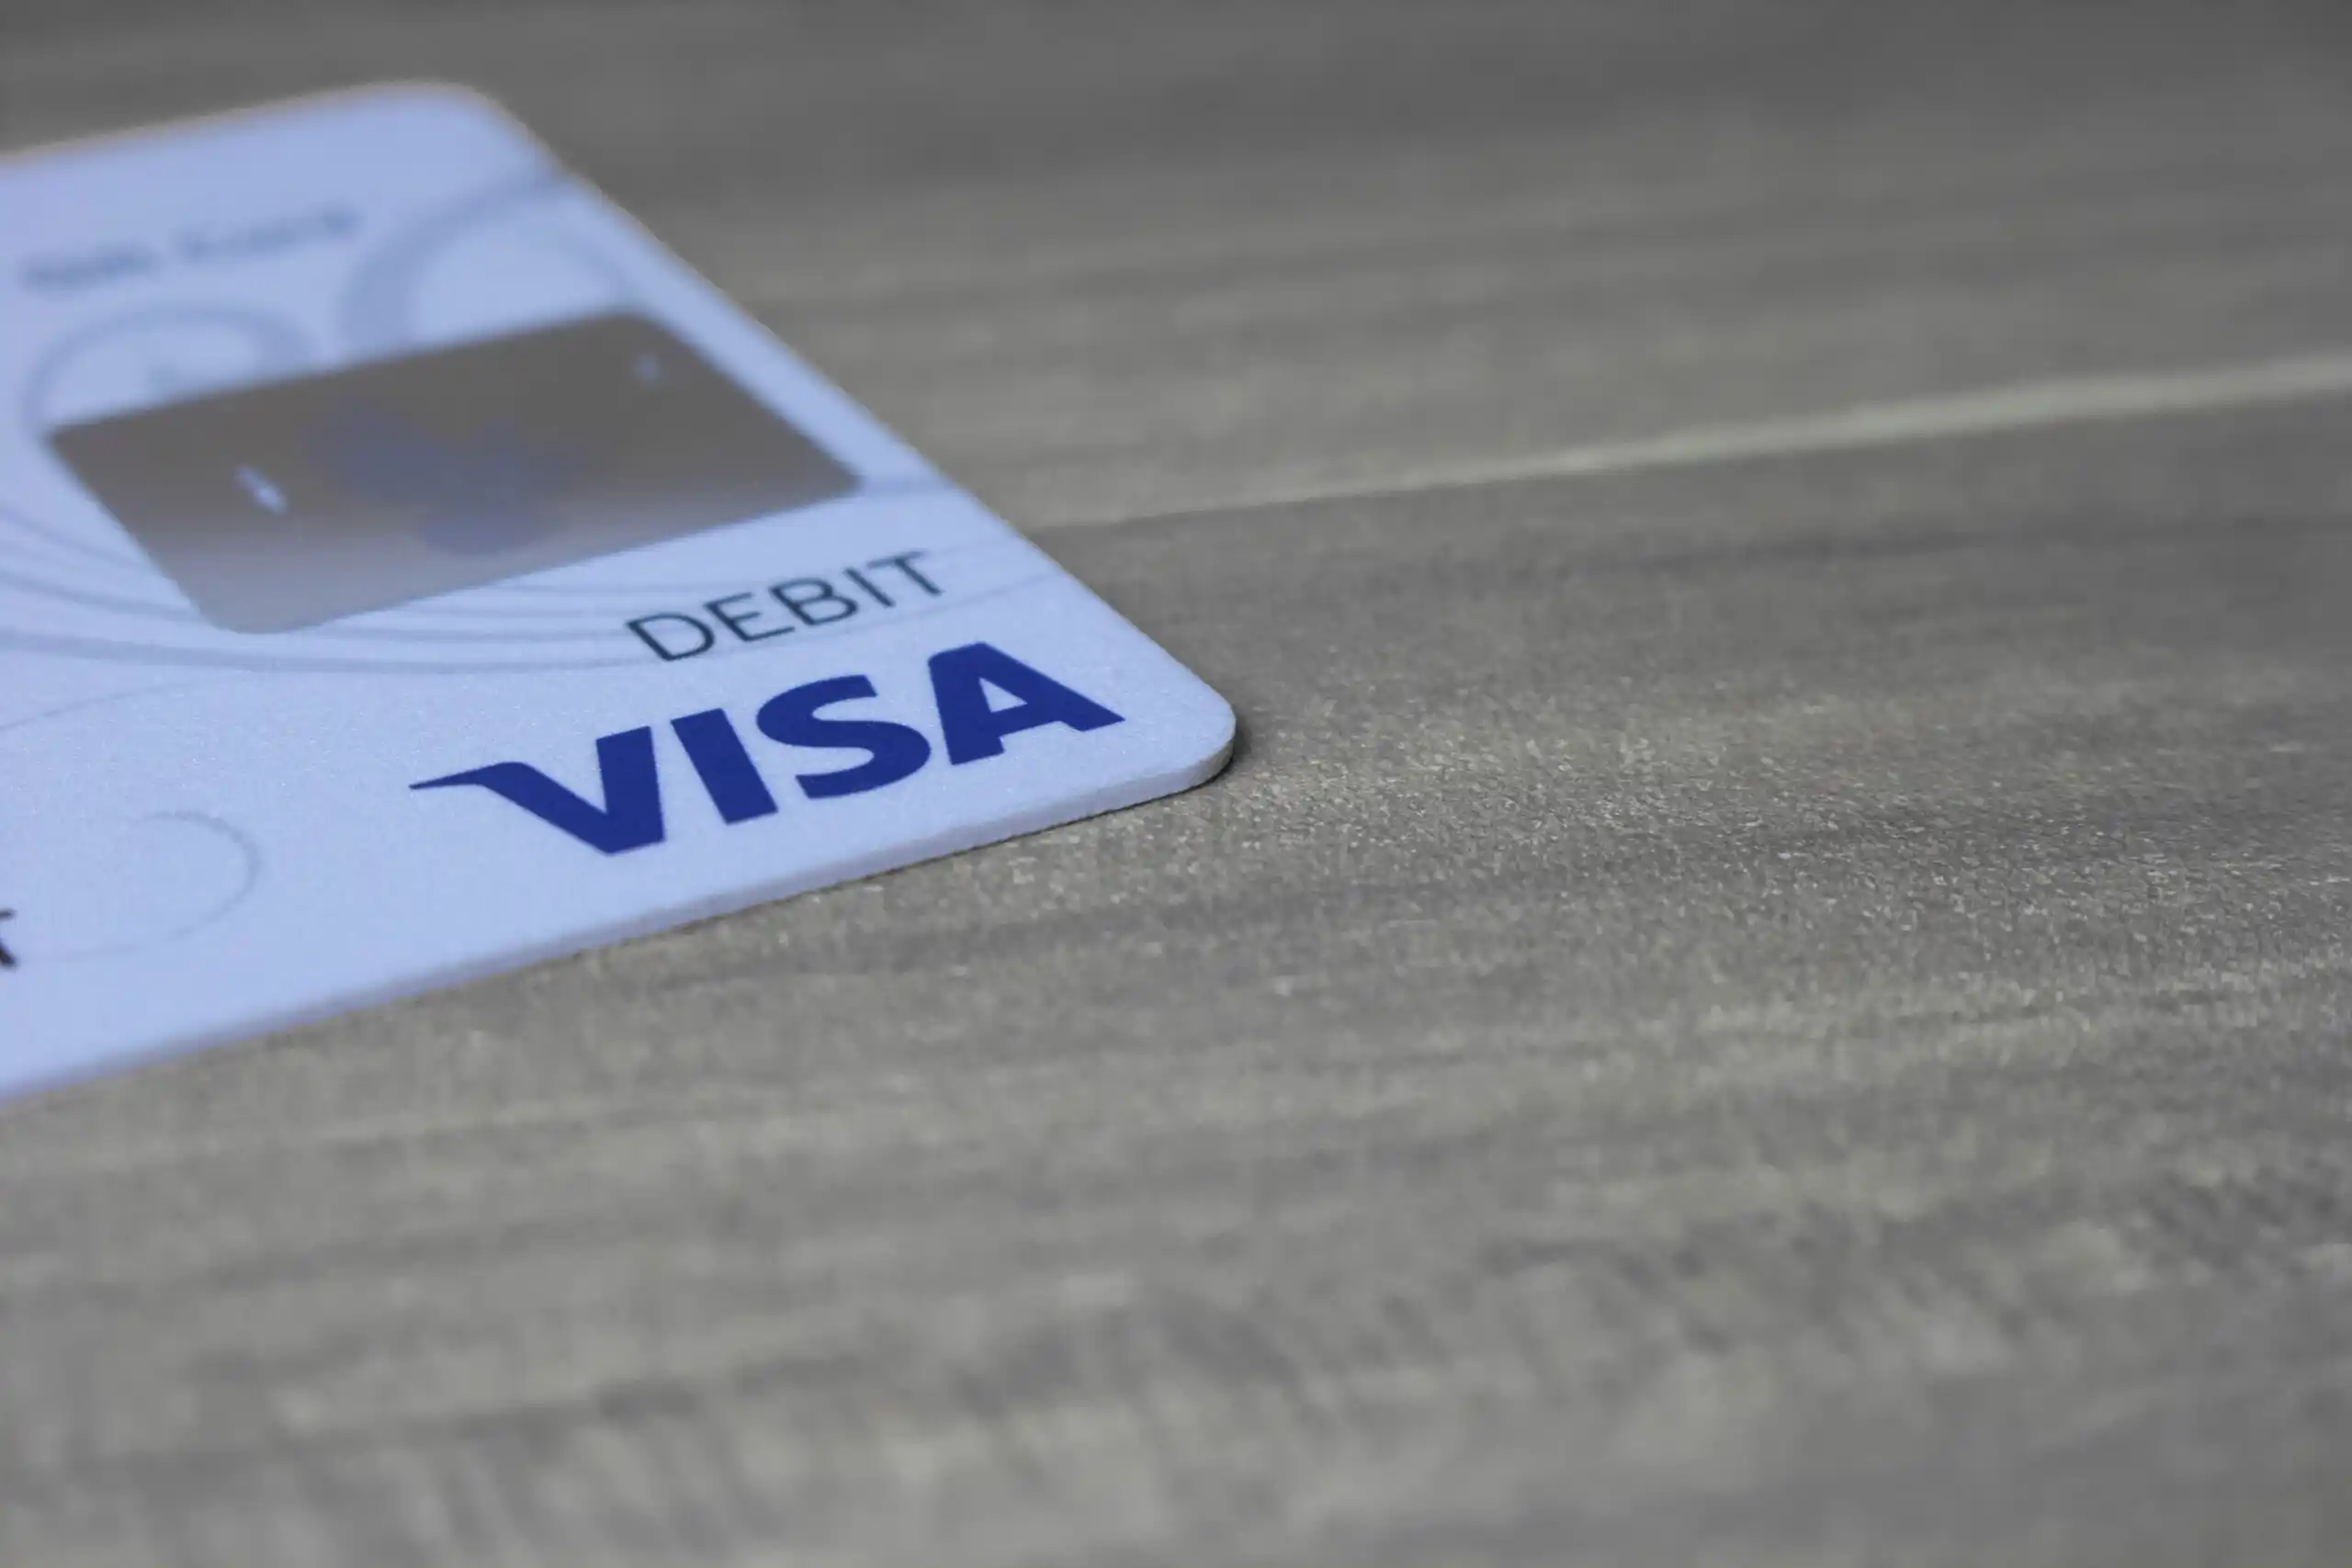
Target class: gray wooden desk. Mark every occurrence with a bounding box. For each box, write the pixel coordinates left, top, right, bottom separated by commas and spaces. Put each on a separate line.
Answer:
6, 3, 2352, 1563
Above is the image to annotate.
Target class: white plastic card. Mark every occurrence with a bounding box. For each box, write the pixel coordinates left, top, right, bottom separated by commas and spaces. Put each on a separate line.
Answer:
0, 87, 1233, 1099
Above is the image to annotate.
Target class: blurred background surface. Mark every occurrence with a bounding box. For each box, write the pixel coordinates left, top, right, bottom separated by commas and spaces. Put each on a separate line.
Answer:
6, 3, 2352, 1564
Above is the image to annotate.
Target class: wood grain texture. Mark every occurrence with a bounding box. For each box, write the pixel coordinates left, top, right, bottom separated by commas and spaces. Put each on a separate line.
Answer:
6, 3, 2352, 1564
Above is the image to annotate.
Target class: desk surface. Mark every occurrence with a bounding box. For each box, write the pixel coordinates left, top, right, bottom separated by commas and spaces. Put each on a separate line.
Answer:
7, 4, 2352, 1563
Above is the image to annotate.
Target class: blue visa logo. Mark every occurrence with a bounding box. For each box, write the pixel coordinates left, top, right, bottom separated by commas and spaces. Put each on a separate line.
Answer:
412, 641, 1122, 854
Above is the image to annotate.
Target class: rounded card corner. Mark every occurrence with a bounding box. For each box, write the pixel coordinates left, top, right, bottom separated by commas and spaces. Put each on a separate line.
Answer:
323, 80, 547, 151
1168, 686, 1241, 792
